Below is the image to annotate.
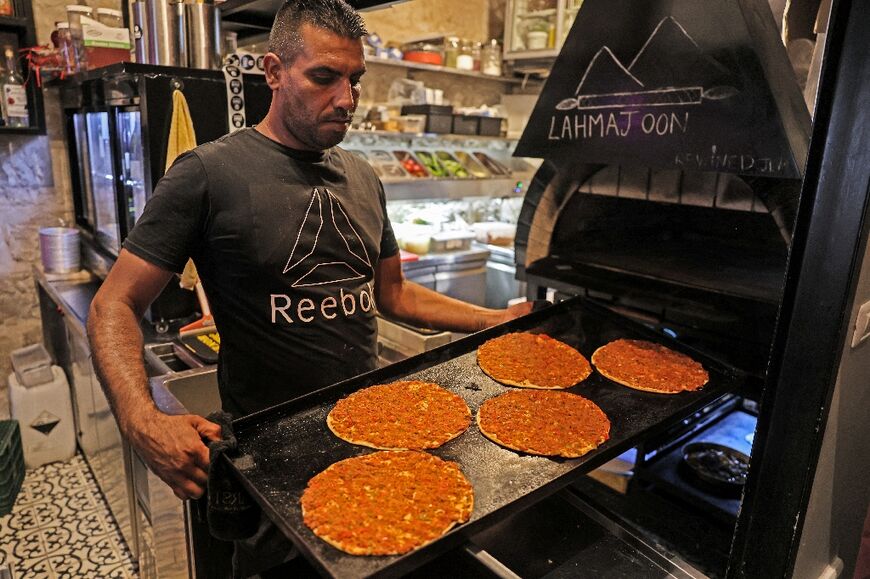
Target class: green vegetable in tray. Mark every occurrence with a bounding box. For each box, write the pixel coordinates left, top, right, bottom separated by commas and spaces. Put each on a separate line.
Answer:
444, 151, 487, 178
440, 158, 469, 178
434, 151, 470, 178
414, 151, 447, 177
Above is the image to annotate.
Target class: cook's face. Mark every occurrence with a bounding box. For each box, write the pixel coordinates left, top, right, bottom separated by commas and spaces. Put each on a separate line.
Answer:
275, 23, 366, 150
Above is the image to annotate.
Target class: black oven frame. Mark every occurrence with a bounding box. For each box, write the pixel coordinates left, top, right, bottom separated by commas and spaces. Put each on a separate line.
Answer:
730, 0, 870, 576
511, 0, 870, 576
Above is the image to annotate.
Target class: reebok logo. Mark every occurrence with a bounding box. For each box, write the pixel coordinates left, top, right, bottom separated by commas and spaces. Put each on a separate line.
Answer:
269, 187, 377, 325
284, 187, 372, 287
270, 284, 375, 324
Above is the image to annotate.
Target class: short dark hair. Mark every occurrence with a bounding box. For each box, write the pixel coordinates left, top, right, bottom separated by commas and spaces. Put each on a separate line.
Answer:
268, 0, 367, 65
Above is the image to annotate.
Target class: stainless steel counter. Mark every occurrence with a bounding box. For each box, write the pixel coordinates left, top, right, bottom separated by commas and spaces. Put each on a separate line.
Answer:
402, 247, 490, 306
472, 242, 527, 308
34, 267, 139, 564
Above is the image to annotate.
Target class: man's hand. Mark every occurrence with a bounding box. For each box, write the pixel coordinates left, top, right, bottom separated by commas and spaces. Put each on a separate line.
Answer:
127, 412, 222, 500
498, 300, 534, 324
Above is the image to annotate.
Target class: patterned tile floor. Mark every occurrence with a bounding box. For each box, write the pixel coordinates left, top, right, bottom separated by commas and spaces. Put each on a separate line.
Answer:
0, 455, 137, 578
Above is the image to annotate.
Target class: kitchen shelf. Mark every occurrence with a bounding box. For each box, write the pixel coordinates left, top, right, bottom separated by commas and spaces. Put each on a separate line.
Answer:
342, 129, 533, 201
0, 0, 46, 135
366, 57, 534, 85
218, 0, 545, 85
0, 125, 42, 135
505, 48, 560, 61
349, 128, 515, 141
0, 15, 28, 27
218, 0, 412, 42
382, 175, 530, 202
515, 8, 557, 18
381, 175, 496, 185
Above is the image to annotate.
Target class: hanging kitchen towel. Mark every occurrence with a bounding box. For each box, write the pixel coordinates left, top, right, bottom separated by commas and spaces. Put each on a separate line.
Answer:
165, 88, 197, 172
165, 88, 216, 331
166, 88, 198, 285
206, 410, 260, 541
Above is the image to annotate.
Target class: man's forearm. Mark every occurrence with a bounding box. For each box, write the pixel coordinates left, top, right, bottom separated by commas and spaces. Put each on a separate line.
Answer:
378, 280, 507, 333
87, 298, 158, 436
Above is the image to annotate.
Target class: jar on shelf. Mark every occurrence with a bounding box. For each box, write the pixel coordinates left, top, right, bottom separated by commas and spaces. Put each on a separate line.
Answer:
95, 8, 123, 27
481, 39, 503, 76
525, 19, 550, 50
66, 5, 93, 71
456, 39, 474, 71
443, 36, 460, 68
527, 0, 556, 11
66, 5, 93, 29
53, 22, 77, 74
471, 41, 482, 71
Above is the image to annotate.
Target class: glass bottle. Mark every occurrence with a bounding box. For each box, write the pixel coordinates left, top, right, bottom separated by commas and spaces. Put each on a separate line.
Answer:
481, 39, 503, 76
471, 41, 482, 71
66, 5, 92, 72
95, 7, 123, 27
0, 46, 28, 128
53, 22, 77, 75
456, 40, 474, 71
443, 36, 460, 68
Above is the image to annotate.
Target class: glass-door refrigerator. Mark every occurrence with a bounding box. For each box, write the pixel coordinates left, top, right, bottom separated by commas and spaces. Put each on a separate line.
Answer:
63, 62, 271, 325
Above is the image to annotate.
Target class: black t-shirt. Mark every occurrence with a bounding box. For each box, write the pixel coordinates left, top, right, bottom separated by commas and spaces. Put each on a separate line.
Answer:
125, 129, 399, 416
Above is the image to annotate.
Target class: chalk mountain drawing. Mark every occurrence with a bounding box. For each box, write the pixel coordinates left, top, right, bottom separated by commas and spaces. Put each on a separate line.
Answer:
556, 16, 739, 111
283, 187, 372, 288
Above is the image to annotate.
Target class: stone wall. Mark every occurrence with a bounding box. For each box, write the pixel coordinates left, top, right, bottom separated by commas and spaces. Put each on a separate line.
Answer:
359, 0, 508, 109
362, 0, 491, 45
0, 88, 73, 419
0, 0, 86, 419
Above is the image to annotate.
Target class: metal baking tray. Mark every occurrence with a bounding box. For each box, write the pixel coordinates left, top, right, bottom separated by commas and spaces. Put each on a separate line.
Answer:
225, 297, 745, 578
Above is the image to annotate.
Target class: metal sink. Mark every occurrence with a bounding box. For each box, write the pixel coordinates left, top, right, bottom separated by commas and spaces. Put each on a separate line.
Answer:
143, 342, 204, 377
149, 367, 221, 417
139, 366, 224, 578
144, 341, 219, 417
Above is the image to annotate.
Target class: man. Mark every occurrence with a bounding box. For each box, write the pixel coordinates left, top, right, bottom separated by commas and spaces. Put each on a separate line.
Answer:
88, 0, 530, 575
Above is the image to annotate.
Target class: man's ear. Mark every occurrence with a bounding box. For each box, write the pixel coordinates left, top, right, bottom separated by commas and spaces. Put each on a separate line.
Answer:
262, 52, 284, 90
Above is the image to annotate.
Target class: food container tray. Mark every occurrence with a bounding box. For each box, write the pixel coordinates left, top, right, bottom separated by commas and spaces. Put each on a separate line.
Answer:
452, 114, 479, 135
429, 230, 475, 252
366, 150, 408, 179
392, 150, 429, 178
472, 151, 511, 176
454, 151, 491, 178
345, 150, 384, 178
477, 116, 504, 137
412, 150, 449, 178
434, 151, 472, 178
226, 297, 744, 578
400, 105, 453, 134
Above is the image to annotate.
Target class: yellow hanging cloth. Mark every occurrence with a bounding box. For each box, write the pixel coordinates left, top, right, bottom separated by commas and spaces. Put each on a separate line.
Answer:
164, 89, 215, 336
165, 89, 200, 290
165, 89, 197, 173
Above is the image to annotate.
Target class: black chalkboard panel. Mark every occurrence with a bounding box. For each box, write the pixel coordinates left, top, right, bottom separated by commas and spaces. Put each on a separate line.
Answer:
514, 0, 810, 179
